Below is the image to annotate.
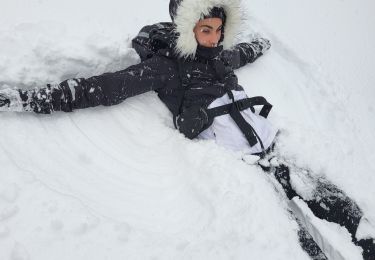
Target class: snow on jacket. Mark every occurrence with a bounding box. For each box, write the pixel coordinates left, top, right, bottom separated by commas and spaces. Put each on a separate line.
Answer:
12, 0, 277, 154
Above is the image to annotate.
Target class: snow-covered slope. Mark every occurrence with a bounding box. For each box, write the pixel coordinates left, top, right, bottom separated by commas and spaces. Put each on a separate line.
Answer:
1, 0, 374, 259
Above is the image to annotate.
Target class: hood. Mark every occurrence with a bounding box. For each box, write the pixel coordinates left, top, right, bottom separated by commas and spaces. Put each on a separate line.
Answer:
169, 0, 243, 58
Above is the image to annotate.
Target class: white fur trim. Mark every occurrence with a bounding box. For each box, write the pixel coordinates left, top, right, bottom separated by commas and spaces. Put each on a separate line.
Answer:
173, 0, 243, 58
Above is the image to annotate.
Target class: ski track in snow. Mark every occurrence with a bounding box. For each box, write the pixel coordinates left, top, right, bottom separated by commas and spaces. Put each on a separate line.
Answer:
1, 0, 374, 259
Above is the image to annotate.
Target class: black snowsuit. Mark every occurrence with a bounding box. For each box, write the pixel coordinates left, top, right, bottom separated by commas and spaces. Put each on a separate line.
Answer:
19, 25, 266, 140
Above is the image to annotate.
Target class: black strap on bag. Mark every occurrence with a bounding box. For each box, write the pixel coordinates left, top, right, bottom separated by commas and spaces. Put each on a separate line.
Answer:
206, 96, 272, 119
208, 90, 272, 154
175, 88, 273, 151
227, 90, 263, 149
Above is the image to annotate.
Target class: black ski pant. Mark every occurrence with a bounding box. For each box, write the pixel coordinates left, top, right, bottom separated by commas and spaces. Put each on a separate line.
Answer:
264, 163, 375, 260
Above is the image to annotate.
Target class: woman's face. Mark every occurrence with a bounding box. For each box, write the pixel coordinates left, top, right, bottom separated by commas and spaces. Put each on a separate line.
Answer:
193, 18, 223, 48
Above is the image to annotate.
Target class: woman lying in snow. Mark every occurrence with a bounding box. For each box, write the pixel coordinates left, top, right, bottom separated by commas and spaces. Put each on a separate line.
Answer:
0, 0, 374, 258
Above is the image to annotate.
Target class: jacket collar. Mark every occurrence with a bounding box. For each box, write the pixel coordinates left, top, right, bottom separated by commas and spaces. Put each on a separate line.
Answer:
195, 45, 223, 60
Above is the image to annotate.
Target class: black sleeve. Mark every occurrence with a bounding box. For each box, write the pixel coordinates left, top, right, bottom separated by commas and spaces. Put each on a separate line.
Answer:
131, 25, 156, 62
221, 42, 267, 70
71, 55, 174, 109
131, 22, 174, 62
25, 55, 176, 114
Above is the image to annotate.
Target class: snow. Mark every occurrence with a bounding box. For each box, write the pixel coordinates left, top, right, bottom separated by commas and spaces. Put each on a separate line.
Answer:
357, 218, 375, 241
289, 168, 317, 202
0, 0, 374, 259
290, 197, 363, 260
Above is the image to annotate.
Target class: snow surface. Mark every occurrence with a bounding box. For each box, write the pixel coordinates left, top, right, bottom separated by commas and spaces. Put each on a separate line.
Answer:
1, 0, 374, 259
290, 197, 363, 260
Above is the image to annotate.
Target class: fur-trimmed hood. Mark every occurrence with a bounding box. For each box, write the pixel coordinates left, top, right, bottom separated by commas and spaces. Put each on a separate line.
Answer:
169, 0, 243, 58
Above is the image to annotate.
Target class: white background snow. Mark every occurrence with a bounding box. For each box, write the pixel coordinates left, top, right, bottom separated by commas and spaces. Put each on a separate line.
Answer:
0, 0, 374, 259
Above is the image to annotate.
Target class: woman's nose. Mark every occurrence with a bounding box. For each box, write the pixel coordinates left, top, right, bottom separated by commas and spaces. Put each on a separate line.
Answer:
208, 33, 219, 44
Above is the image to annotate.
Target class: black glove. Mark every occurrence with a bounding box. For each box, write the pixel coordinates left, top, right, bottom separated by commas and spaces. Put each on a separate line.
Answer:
0, 88, 22, 111
0, 93, 10, 108
252, 37, 271, 53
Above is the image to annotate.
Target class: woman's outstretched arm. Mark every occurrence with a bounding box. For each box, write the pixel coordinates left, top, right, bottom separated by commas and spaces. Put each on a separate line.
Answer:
221, 38, 271, 70
0, 55, 178, 114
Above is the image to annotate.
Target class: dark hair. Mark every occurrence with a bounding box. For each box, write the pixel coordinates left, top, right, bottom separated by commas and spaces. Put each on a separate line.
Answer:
203, 7, 227, 25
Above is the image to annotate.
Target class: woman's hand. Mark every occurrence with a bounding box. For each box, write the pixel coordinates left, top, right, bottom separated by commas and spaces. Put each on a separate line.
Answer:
252, 37, 271, 53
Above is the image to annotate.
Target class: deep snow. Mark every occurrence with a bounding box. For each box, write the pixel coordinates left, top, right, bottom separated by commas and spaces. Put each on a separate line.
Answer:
1, 0, 374, 259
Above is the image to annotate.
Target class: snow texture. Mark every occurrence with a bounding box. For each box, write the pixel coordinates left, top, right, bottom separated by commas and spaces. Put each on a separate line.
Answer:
290, 197, 363, 260
1, 0, 374, 259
